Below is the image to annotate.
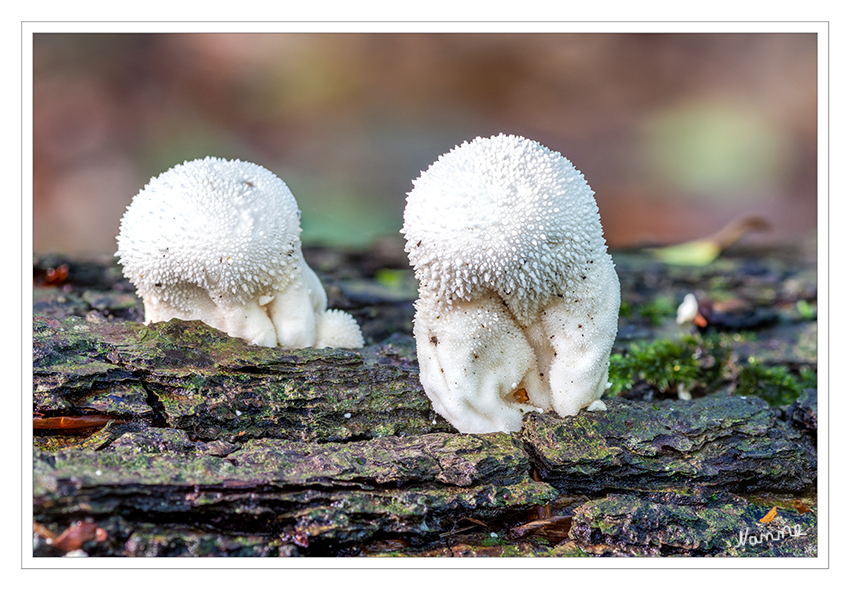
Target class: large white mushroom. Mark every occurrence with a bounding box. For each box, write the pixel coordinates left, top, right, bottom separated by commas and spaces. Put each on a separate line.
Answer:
116, 157, 363, 349
402, 134, 620, 433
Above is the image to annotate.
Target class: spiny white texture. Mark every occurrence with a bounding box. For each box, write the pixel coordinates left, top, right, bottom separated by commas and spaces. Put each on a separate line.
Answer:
316, 309, 366, 349
116, 157, 363, 349
403, 135, 620, 433
117, 157, 301, 306
403, 133, 605, 325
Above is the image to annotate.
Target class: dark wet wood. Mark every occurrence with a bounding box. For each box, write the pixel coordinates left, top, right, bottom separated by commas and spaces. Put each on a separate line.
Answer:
31, 241, 818, 557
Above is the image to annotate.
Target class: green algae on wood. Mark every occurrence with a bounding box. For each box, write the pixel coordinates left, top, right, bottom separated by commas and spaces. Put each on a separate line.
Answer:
33, 315, 449, 443
32, 246, 818, 557
33, 428, 557, 554
569, 492, 816, 557
522, 396, 816, 495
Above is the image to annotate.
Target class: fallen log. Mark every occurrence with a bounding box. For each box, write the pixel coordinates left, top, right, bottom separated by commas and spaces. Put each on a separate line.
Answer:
31, 247, 818, 557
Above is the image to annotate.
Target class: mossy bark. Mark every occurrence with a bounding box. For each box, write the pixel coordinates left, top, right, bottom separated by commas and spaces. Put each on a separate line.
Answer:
31, 245, 818, 557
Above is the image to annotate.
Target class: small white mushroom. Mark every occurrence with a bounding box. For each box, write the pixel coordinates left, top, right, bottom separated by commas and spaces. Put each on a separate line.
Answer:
676, 293, 699, 325
402, 134, 620, 433
586, 400, 608, 412
116, 157, 363, 349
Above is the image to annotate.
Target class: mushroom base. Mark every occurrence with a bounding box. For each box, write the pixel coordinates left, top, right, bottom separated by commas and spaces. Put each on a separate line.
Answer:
413, 261, 619, 433
139, 259, 363, 350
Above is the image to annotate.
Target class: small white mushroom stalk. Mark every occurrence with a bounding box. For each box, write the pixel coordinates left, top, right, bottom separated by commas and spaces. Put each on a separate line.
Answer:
402, 134, 620, 433
116, 157, 363, 349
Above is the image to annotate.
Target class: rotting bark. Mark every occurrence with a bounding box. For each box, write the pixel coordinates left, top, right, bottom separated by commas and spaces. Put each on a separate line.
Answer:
34, 430, 557, 556
31, 243, 818, 557
567, 491, 817, 557
34, 315, 447, 443
523, 397, 815, 495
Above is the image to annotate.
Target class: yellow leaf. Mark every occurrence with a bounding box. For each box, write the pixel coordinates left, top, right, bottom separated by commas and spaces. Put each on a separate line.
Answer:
648, 240, 721, 266
759, 506, 777, 523
645, 215, 770, 266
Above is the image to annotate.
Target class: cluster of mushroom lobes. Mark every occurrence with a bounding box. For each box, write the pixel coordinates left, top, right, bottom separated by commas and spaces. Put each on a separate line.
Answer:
402, 134, 620, 433
116, 157, 363, 349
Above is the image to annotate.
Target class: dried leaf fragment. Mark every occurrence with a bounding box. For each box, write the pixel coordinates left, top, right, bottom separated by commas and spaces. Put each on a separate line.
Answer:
34, 263, 69, 287
50, 521, 107, 552
512, 388, 530, 404
509, 515, 573, 543
793, 500, 812, 514
759, 506, 777, 523
33, 414, 117, 431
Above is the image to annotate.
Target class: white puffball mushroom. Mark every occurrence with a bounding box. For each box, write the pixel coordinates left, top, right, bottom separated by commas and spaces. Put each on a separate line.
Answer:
586, 400, 608, 412
116, 156, 363, 349
402, 134, 620, 433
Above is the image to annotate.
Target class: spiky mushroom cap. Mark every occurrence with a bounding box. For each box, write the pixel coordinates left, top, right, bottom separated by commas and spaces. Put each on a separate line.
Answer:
402, 134, 607, 325
116, 157, 363, 349
117, 157, 302, 308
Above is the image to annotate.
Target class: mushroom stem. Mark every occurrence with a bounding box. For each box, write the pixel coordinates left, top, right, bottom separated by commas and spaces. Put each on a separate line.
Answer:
529, 262, 620, 416
414, 292, 549, 433
267, 273, 320, 349
219, 300, 279, 348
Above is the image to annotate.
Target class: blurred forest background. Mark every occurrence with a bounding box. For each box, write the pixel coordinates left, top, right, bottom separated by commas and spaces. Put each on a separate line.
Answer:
31, 33, 817, 256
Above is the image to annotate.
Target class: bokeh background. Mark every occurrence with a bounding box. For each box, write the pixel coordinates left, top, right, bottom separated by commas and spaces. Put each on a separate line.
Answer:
32, 33, 818, 256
